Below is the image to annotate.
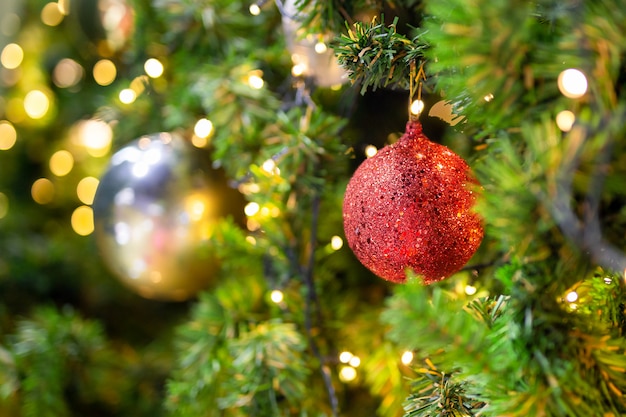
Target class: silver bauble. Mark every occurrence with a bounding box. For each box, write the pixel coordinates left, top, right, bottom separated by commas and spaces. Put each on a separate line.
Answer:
93, 132, 230, 301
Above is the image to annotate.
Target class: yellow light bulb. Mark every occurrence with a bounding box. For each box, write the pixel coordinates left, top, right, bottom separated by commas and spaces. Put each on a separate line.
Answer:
144, 58, 164, 78
558, 69, 588, 99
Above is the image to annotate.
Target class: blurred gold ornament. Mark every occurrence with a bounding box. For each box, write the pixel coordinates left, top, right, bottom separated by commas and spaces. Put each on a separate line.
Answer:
92, 133, 241, 301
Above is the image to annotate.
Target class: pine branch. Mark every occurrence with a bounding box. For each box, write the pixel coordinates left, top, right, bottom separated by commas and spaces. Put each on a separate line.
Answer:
334, 17, 426, 94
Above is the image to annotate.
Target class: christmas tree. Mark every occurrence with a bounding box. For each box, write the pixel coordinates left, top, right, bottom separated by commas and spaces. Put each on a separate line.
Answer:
1, 0, 626, 416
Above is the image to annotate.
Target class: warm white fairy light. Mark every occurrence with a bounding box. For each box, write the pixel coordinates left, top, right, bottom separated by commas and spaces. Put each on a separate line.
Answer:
339, 366, 357, 383
291, 63, 307, 77
401, 351, 414, 365
314, 41, 328, 54
410, 99, 425, 115
270, 289, 284, 303
119, 88, 136, 104
24, 90, 50, 119
249, 3, 261, 15
144, 58, 164, 78
194, 118, 214, 138
248, 72, 264, 89
93, 59, 117, 86
565, 291, 578, 303
604, 277, 613, 285
464, 285, 477, 296
484, 93, 494, 102
244, 202, 260, 217
261, 158, 279, 175
1, 43, 24, 69
330, 235, 343, 250
339, 351, 353, 364
556, 110, 575, 132
348, 356, 361, 368
0, 120, 17, 150
365, 145, 378, 158
558, 69, 588, 99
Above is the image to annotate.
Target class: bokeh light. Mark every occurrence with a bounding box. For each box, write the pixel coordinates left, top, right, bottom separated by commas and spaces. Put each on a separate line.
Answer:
24, 90, 50, 119
31, 178, 55, 204
41, 2, 64, 26
249, 3, 261, 15
194, 118, 214, 138
410, 99, 425, 115
53, 58, 84, 88
248, 72, 264, 89
77, 119, 113, 157
119, 88, 136, 104
1, 43, 24, 69
49, 150, 74, 176
71, 205, 94, 236
93, 59, 117, 86
558, 69, 588, 99
77, 177, 100, 205
556, 110, 575, 132
144, 58, 164, 78
339, 366, 357, 383
330, 235, 343, 250
0, 120, 17, 150
365, 145, 378, 158
270, 290, 284, 303
401, 351, 414, 365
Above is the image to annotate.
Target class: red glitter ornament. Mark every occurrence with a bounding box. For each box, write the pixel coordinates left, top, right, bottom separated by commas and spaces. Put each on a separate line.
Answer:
342, 120, 483, 284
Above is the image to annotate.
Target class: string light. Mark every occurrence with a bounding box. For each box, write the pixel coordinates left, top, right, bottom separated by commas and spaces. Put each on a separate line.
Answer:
348, 356, 361, 368
565, 291, 578, 303
245, 236, 257, 245
464, 285, 477, 296
24, 90, 50, 119
270, 289, 284, 303
330, 235, 343, 250
291, 63, 306, 77
558, 69, 588, 99
248, 72, 264, 89
261, 159, 279, 175
144, 58, 164, 78
77, 119, 113, 157
364, 145, 378, 158
53, 58, 84, 88
49, 150, 74, 177
314, 41, 327, 54
555, 110, 575, 132
194, 118, 214, 138
0, 192, 8, 219
41, 2, 64, 26
484, 93, 494, 102
244, 202, 260, 217
339, 366, 357, 383
339, 351, 353, 363
76, 177, 100, 205
401, 351, 414, 365
1, 43, 23, 69
119, 88, 136, 104
71, 205, 94, 236
249, 3, 261, 15
31, 178, 55, 204
0, 121, 17, 150
410, 99, 425, 116
93, 59, 117, 86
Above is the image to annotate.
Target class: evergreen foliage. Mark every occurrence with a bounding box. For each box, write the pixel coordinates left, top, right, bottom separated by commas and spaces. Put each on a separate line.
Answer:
1, 0, 626, 416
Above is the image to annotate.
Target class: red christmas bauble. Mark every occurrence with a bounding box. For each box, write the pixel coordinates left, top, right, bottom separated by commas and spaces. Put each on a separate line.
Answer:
342, 120, 483, 284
